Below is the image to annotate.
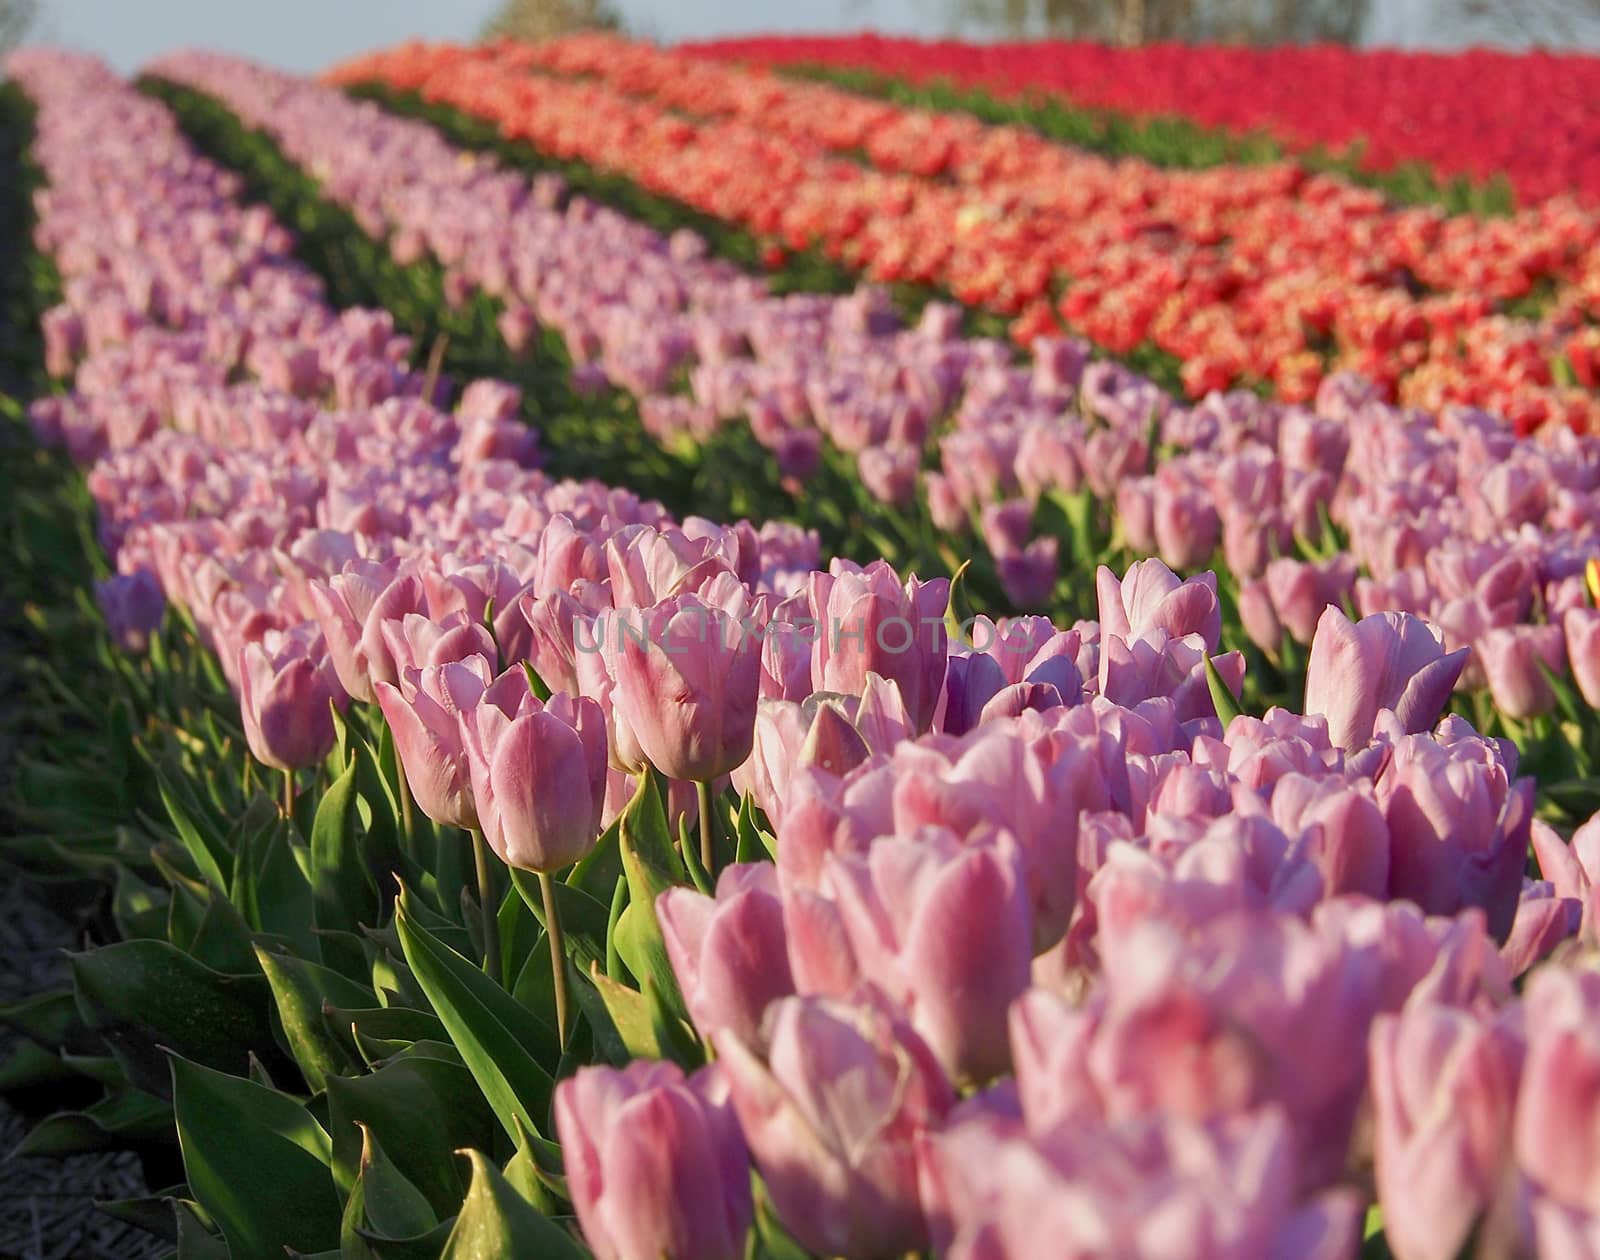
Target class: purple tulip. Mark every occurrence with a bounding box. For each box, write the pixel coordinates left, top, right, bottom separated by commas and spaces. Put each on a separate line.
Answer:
1302, 607, 1468, 751
715, 995, 953, 1259
554, 1061, 752, 1260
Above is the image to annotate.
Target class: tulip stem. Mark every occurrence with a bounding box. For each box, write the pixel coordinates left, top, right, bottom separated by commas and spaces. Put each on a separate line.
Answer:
471, 829, 502, 986
539, 871, 570, 1049
697, 779, 716, 878
281, 769, 294, 821
396, 765, 415, 847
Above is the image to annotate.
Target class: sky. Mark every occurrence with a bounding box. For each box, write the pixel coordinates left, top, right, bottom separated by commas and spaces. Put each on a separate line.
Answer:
17, 0, 1600, 76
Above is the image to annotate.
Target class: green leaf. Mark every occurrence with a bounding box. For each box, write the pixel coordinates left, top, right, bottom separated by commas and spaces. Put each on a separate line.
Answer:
735, 794, 775, 864
311, 755, 378, 953
586, 966, 660, 1059
15, 1088, 171, 1154
71, 939, 277, 1097
439, 1150, 585, 1260
353, 1123, 438, 1239
1204, 654, 1245, 728
157, 770, 230, 892
170, 1054, 343, 1260
253, 943, 372, 1092
615, 774, 688, 1020
394, 893, 558, 1144
520, 659, 551, 703
174, 1198, 232, 1260
326, 1049, 493, 1219
646, 973, 705, 1071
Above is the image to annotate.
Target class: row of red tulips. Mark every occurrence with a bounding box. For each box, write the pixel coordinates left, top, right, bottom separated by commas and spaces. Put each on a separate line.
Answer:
685, 33, 1600, 210
13, 43, 1600, 1260
332, 36, 1600, 436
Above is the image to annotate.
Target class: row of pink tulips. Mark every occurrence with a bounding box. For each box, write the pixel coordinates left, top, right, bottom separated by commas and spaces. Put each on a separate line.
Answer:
11, 45, 1600, 1260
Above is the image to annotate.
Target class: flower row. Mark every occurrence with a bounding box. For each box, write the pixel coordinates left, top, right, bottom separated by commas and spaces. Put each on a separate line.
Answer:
146, 52, 1600, 749
331, 36, 1600, 433
12, 45, 1600, 1260
686, 33, 1600, 210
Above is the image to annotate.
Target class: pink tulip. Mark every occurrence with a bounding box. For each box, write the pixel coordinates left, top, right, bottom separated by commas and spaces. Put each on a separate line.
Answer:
1516, 967, 1600, 1218
1095, 559, 1221, 654
306, 559, 408, 703
238, 638, 340, 771
657, 863, 794, 1046
1501, 880, 1584, 977
715, 995, 953, 1259
1269, 773, 1390, 899
1151, 476, 1220, 572
808, 561, 949, 733
1302, 607, 1468, 751
459, 689, 607, 871
603, 594, 760, 782
1565, 606, 1600, 709
919, 1101, 1362, 1260
380, 612, 496, 681
1263, 555, 1357, 647
1368, 999, 1524, 1260
375, 656, 497, 830
1478, 624, 1566, 719
554, 1061, 752, 1260
1377, 728, 1533, 941
823, 830, 1032, 1082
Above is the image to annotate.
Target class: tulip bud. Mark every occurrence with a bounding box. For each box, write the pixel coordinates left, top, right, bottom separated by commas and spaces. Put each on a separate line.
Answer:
1369, 999, 1524, 1260
1303, 607, 1468, 751
239, 639, 340, 772
823, 830, 1033, 1082
658, 864, 794, 1046
459, 690, 608, 872
715, 995, 954, 1259
606, 594, 760, 782
1478, 624, 1566, 720
554, 1061, 753, 1260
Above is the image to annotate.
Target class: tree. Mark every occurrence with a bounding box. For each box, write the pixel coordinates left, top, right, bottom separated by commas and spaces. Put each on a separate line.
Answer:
1451, 0, 1600, 45
949, 0, 1369, 43
1, 0, 37, 55
480, 0, 621, 43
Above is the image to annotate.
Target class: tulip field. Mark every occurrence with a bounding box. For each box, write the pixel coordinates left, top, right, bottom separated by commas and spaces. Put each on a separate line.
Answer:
5, 30, 1600, 1260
